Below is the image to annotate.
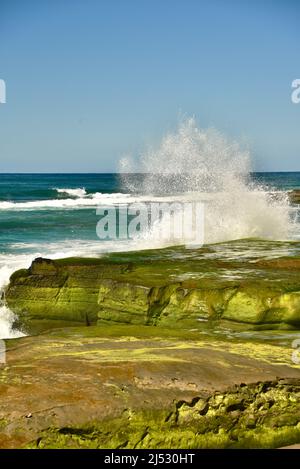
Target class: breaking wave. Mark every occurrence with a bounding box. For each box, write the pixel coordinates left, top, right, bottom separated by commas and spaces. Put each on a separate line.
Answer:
120, 117, 295, 244
56, 187, 87, 198
0, 192, 134, 210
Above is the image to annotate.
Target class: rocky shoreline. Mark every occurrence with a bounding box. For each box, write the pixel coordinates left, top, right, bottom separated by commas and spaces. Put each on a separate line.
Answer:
1, 241, 300, 449
6, 244, 300, 334
1, 325, 300, 449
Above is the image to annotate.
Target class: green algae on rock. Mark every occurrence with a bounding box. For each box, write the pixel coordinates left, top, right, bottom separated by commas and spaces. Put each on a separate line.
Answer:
27, 381, 300, 449
1, 324, 300, 449
289, 190, 300, 205
5, 240, 300, 333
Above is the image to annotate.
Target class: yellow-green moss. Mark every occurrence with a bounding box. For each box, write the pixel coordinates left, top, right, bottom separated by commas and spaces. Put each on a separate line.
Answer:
25, 381, 300, 449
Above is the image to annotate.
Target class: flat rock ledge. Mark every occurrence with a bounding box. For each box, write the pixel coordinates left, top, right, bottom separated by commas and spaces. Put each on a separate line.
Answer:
0, 325, 300, 449
5, 251, 300, 333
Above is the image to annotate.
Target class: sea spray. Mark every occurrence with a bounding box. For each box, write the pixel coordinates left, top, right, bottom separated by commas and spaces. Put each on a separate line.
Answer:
0, 256, 28, 339
120, 117, 292, 243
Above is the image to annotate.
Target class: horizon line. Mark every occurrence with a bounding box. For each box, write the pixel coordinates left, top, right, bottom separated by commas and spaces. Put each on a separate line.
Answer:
0, 171, 299, 175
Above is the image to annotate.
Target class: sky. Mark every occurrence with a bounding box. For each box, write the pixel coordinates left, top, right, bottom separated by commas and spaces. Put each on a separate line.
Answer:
0, 0, 299, 172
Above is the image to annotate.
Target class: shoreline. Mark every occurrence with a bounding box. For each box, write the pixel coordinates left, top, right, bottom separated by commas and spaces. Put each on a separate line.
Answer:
0, 242, 300, 448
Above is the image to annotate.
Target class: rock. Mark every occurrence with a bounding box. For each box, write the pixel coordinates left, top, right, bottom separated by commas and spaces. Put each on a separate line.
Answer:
5, 243, 300, 333
289, 190, 300, 204
1, 325, 300, 449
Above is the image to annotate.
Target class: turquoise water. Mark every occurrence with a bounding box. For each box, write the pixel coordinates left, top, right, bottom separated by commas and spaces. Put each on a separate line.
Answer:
0, 172, 299, 254
251, 172, 300, 191
0, 174, 119, 252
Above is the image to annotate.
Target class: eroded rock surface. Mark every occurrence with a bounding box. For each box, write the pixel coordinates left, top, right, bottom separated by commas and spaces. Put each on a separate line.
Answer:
1, 325, 300, 449
5, 241, 300, 333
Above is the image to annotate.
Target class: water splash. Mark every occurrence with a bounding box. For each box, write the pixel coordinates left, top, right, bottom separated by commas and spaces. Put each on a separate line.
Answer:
0, 257, 27, 339
120, 117, 293, 243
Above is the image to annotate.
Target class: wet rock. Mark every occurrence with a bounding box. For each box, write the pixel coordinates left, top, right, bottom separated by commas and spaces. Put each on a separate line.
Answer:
5, 245, 300, 332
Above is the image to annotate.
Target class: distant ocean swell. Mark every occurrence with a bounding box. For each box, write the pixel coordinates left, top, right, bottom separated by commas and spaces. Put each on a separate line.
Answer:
0, 190, 134, 210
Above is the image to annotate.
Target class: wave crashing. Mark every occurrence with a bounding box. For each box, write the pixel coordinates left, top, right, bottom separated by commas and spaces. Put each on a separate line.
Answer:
120, 117, 293, 244
56, 188, 87, 198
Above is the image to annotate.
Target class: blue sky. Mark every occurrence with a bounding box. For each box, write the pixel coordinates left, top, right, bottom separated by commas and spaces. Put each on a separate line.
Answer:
0, 0, 299, 172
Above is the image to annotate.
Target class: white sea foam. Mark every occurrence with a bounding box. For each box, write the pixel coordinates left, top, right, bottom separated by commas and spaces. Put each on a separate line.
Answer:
0, 192, 134, 210
56, 187, 87, 198
0, 192, 188, 210
0, 255, 30, 339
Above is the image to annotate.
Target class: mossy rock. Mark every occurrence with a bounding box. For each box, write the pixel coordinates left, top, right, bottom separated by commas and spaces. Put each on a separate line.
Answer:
1, 324, 300, 449
5, 241, 300, 333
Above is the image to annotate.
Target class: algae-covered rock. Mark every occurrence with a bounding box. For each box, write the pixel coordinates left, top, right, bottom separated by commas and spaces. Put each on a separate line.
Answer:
289, 190, 300, 204
3, 241, 300, 450
1, 325, 300, 449
5, 241, 300, 333
223, 290, 268, 324
98, 279, 149, 324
